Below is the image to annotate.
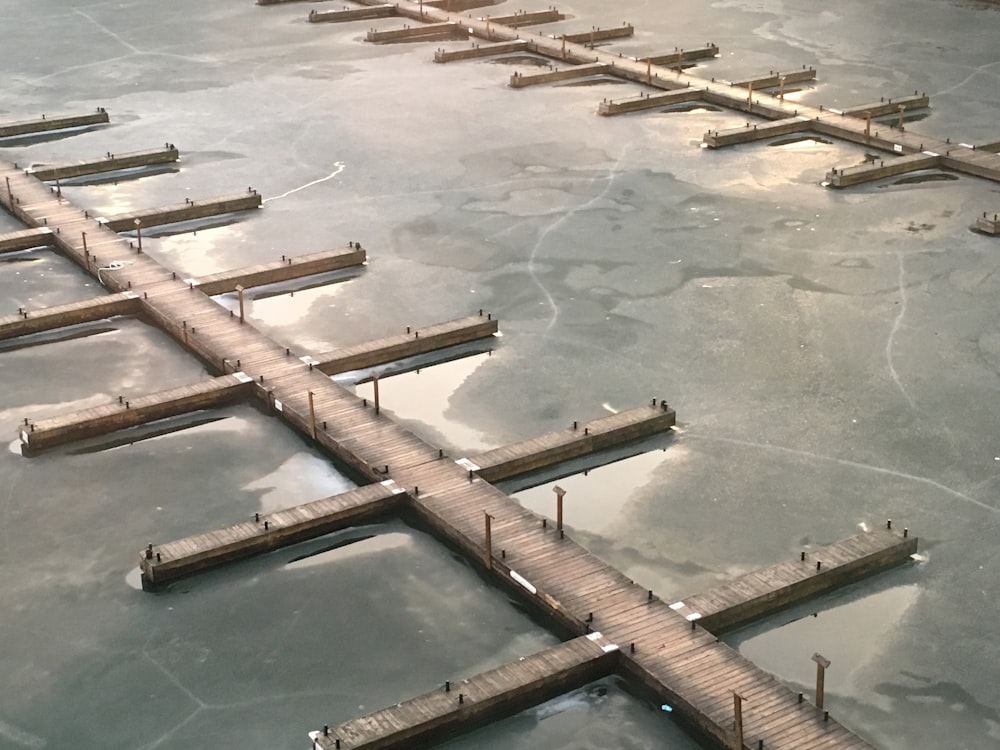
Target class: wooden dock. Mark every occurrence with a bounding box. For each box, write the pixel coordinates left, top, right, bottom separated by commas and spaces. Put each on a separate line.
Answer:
434, 40, 530, 63
311, 633, 619, 750
139, 481, 406, 588
462, 402, 675, 483
599, 89, 704, 116
824, 152, 941, 188
670, 526, 917, 633
0, 226, 55, 253
640, 46, 720, 66
0, 291, 140, 341
26, 145, 179, 181
510, 63, 612, 89
312, 312, 498, 375
99, 190, 261, 232
704, 117, 812, 147
309, 5, 397, 24
366, 23, 465, 44
319, 0, 1000, 187
191, 247, 366, 296
19, 373, 255, 455
0, 109, 109, 139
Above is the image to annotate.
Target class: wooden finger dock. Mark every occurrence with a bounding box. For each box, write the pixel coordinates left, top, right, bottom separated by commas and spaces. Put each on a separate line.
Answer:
0, 291, 140, 341
0, 226, 55, 253
0, 109, 109, 139
99, 190, 262, 232
26, 145, 179, 181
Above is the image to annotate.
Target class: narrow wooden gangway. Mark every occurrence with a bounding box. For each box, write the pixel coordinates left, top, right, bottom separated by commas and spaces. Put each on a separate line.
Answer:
312, 313, 497, 375
0, 291, 140, 341
140, 481, 406, 587
0, 109, 108, 139
99, 190, 262, 232
670, 526, 917, 633
462, 402, 675, 483
0, 226, 55, 253
26, 145, 179, 181
311, 633, 619, 750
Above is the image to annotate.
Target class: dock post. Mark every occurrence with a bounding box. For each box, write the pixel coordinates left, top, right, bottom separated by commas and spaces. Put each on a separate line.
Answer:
236, 285, 245, 324
778, 75, 786, 102
647, 58, 652, 85
5, 176, 11, 203
812, 652, 831, 709
897, 105, 906, 130
373, 372, 380, 415
865, 111, 872, 142
484, 511, 494, 569
747, 81, 753, 111
134, 218, 142, 253
732, 692, 745, 750
308, 390, 317, 440
561, 35, 566, 60
553, 485, 565, 532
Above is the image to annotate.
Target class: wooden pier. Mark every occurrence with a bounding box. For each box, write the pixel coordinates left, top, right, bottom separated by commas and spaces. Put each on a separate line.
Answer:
670, 526, 917, 633
481, 9, 564, 28
309, 5, 397, 24
0, 109, 109, 139
641, 46, 720, 66
510, 63, 611, 89
434, 40, 530, 63
26, 145, 179, 181
704, 117, 812, 147
366, 22, 465, 43
311, 633, 619, 750
824, 152, 941, 188
139, 481, 406, 587
315, 0, 999, 187
311, 312, 497, 375
19, 373, 255, 454
462, 402, 675, 483
599, 89, 704, 116
0, 226, 55, 253
99, 190, 262, 232
0, 291, 140, 341
190, 246, 366, 296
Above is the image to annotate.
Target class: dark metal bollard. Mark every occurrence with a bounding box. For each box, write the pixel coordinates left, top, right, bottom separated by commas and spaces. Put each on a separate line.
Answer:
887, 519, 892, 529
824, 710, 829, 722
458, 693, 464, 704
648, 590, 653, 601
801, 551, 806, 561
145, 544, 153, 560
255, 513, 260, 522
264, 521, 269, 530
630, 642, 635, 653
904, 528, 908, 538
798, 692, 804, 703
445, 680, 450, 692
816, 561, 822, 571
322, 725, 329, 736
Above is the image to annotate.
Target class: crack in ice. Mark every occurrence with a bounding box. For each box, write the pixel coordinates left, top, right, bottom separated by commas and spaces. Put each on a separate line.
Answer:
887, 252, 916, 410
263, 163, 346, 203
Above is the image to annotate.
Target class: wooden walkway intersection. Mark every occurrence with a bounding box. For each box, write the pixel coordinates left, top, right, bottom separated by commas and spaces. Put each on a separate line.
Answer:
2, 15, 931, 748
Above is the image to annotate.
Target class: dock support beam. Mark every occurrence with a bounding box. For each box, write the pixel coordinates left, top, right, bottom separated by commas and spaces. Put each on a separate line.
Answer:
483, 511, 494, 569
732, 692, 745, 750
812, 652, 830, 710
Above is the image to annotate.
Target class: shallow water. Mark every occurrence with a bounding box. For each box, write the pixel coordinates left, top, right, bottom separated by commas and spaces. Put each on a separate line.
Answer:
1, 0, 999, 748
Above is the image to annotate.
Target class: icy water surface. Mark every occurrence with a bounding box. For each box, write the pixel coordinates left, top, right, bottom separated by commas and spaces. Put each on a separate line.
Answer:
1, 0, 999, 748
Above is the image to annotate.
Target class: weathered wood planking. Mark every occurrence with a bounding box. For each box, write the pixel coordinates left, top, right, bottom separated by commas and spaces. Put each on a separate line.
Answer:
308, 5, 397, 23
191, 247, 365, 295
140, 481, 406, 587
19, 373, 255, 454
0, 109, 109, 138
480, 9, 564, 28
26, 145, 179, 181
640, 46, 720, 66
599, 89, 703, 116
0, 226, 56, 253
670, 527, 918, 633
840, 93, 929, 118
312, 313, 497, 374
434, 39, 531, 63
0, 291, 140, 341
509, 63, 611, 88
732, 68, 817, 89
703, 116, 813, 147
825, 152, 941, 187
367, 22, 465, 43
311, 634, 619, 750
100, 190, 261, 231
462, 402, 675, 483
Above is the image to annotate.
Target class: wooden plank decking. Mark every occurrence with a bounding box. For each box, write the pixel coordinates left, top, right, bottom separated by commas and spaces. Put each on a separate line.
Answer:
18, 373, 255, 454
0, 291, 140, 341
311, 633, 619, 750
26, 145, 179, 181
99, 190, 262, 232
0, 226, 55, 253
463, 402, 675, 483
140, 481, 406, 587
670, 527, 917, 633
191, 247, 366, 295
312, 313, 497, 375
0, 109, 109, 139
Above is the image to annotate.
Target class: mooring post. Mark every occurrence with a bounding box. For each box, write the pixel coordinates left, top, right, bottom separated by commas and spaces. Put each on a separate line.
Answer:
134, 217, 142, 253
4, 175, 11, 203
55, 176, 62, 198
897, 104, 906, 130
812, 652, 831, 709
647, 57, 652, 85
308, 390, 317, 440
865, 111, 872, 142
732, 692, 745, 750
779, 75, 786, 102
561, 34, 566, 60
372, 372, 380, 415
553, 485, 566, 532
484, 511, 494, 569
747, 80, 753, 110
236, 284, 245, 324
